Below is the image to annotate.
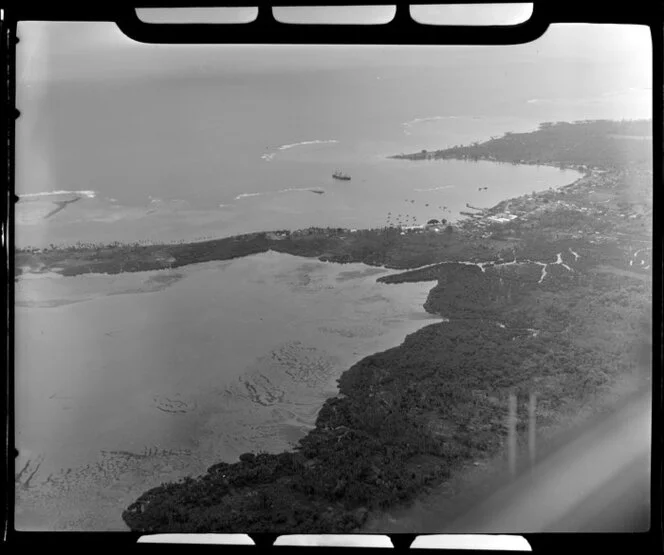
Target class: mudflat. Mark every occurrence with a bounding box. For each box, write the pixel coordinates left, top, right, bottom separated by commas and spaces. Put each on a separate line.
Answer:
15, 251, 440, 530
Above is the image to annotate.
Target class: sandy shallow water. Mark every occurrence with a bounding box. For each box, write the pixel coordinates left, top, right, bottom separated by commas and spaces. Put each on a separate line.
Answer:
15, 251, 440, 530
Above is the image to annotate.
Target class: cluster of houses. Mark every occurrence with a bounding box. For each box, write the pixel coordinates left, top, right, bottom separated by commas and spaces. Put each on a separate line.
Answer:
265, 231, 290, 240
397, 219, 452, 235
487, 214, 518, 224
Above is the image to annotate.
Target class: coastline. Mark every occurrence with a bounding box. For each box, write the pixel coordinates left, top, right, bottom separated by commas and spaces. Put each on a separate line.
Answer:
15, 158, 579, 254
15, 119, 652, 533
14, 166, 587, 280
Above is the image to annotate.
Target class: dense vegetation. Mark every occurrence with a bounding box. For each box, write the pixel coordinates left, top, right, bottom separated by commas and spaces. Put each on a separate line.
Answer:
391, 119, 652, 170
15, 224, 499, 278
16, 120, 651, 532
122, 263, 650, 533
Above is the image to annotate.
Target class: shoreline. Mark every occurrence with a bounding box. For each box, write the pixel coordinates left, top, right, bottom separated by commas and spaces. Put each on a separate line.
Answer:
15, 119, 652, 533
14, 167, 587, 281
15, 158, 581, 256
14, 253, 440, 531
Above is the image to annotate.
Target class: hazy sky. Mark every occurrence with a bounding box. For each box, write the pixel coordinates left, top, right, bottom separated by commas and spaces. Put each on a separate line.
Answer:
17, 19, 652, 87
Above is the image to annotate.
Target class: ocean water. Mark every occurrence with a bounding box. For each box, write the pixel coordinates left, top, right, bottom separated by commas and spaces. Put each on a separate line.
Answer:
14, 37, 651, 247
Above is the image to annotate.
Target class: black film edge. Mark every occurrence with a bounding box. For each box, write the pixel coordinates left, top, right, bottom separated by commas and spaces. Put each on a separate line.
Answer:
7, 3, 659, 45
112, 4, 550, 45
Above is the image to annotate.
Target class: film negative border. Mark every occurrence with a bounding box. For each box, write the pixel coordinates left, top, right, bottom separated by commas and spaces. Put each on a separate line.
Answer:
4, 2, 660, 45
3, 1, 663, 553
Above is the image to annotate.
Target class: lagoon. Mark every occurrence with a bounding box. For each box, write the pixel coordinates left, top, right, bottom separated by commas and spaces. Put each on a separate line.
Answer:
15, 251, 441, 530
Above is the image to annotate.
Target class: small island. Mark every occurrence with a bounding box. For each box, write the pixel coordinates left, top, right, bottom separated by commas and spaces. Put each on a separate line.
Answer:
15, 119, 652, 533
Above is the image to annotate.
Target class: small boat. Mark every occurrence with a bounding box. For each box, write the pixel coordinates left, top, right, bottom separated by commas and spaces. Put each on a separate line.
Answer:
332, 170, 351, 181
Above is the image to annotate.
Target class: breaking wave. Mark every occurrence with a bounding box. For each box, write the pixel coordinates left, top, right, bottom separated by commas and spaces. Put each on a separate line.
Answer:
262, 139, 339, 161
414, 185, 455, 192
277, 139, 339, 151
235, 192, 263, 200
277, 187, 325, 195
19, 190, 97, 201
235, 188, 324, 200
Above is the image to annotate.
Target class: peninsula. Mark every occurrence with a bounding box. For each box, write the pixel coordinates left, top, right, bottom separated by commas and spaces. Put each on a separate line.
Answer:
15, 120, 652, 533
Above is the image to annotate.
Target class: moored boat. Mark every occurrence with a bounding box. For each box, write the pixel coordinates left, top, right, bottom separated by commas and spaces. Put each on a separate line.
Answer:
332, 170, 351, 181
